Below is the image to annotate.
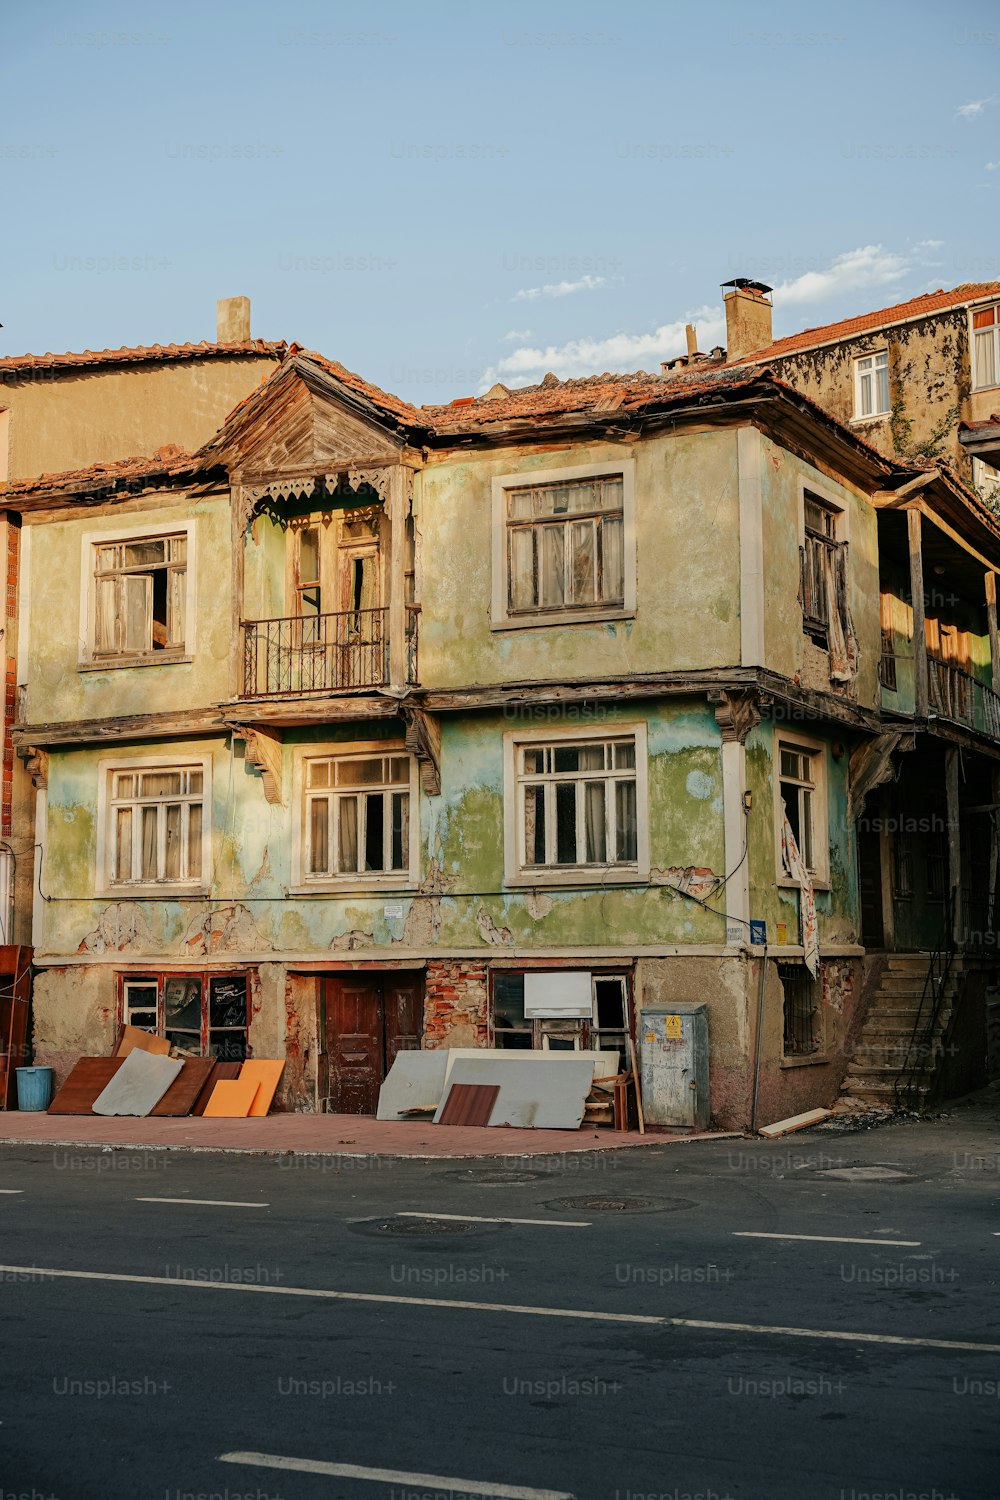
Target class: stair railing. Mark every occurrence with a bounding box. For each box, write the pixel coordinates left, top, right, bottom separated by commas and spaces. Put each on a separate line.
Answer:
893, 886, 954, 1111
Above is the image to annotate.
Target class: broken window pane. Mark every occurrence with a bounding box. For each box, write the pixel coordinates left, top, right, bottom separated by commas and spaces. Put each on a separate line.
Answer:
391, 792, 408, 871
164, 976, 202, 1032
555, 782, 577, 863
616, 781, 637, 862
365, 793, 385, 871
523, 784, 546, 865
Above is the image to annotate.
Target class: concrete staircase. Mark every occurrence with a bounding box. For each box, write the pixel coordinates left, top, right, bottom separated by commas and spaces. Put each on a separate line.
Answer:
838, 952, 963, 1109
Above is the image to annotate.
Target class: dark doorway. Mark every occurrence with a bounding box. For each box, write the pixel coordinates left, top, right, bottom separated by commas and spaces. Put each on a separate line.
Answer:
320, 974, 423, 1115
858, 821, 885, 949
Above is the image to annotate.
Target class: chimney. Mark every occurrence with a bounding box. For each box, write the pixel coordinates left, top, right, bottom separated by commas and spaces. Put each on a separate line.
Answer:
721, 279, 773, 361
217, 295, 251, 343
685, 323, 698, 357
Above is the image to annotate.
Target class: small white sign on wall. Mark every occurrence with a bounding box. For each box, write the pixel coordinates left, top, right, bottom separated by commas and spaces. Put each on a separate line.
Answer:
383, 903, 404, 920
524, 971, 594, 1018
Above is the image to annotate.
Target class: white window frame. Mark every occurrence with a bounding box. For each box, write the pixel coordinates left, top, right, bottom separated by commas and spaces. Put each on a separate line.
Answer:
852, 349, 890, 421
96, 752, 212, 897
79, 519, 197, 669
290, 741, 420, 892
773, 731, 829, 888
491, 458, 637, 630
503, 722, 649, 887
972, 456, 1000, 503
970, 301, 1000, 392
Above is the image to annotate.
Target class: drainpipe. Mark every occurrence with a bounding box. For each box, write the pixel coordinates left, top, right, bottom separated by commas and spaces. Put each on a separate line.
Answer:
750, 945, 769, 1134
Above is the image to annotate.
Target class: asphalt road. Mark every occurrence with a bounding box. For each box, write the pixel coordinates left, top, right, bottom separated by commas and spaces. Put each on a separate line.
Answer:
1, 1095, 998, 1500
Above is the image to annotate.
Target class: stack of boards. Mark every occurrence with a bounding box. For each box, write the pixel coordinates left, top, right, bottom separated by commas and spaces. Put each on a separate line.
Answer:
48, 1027, 284, 1118
376, 1048, 617, 1130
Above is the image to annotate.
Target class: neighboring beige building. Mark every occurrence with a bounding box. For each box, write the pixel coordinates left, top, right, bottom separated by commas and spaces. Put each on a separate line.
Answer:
673, 279, 1000, 502
0, 297, 284, 482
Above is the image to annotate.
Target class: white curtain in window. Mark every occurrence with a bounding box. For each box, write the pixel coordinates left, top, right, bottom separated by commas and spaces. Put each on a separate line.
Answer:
95, 578, 117, 653
780, 812, 819, 977
975, 330, 997, 390
584, 782, 606, 863
602, 518, 624, 603
510, 529, 535, 610
569, 521, 595, 604
338, 796, 359, 872
141, 807, 158, 881
540, 527, 564, 608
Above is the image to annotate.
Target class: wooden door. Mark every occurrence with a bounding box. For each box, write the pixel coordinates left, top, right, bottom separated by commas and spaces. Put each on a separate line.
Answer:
384, 978, 422, 1068
324, 978, 384, 1116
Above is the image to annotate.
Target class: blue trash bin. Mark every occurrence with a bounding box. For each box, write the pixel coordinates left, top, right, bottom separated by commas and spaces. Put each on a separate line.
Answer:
16, 1067, 53, 1112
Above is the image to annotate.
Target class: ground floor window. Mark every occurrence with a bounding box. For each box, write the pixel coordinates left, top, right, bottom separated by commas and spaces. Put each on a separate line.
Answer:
120, 971, 249, 1060
777, 962, 822, 1058
491, 970, 630, 1073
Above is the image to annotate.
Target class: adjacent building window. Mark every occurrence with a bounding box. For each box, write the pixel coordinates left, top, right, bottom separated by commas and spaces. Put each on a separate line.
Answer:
972, 303, 1000, 391
100, 760, 209, 891
93, 532, 188, 658
854, 350, 890, 418
491, 461, 636, 628
778, 741, 821, 875
302, 751, 414, 883
505, 728, 648, 883
120, 972, 248, 1060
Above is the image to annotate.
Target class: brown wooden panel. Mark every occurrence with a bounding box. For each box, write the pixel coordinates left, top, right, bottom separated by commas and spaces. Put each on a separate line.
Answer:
48, 1057, 124, 1114
325, 979, 383, 1115
0, 948, 32, 1111
150, 1058, 217, 1117
437, 1082, 500, 1128
384, 979, 423, 1068
191, 1060, 241, 1116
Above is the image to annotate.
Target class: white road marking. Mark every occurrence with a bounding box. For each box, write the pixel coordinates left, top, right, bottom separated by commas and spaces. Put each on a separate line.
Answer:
219, 1451, 571, 1499
396, 1211, 590, 1228
1, 1262, 996, 1355
734, 1231, 921, 1247
135, 1198, 269, 1208
0, 1190, 24, 1195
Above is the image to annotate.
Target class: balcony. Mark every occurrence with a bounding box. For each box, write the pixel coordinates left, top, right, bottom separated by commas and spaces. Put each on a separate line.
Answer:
927, 658, 1000, 738
241, 607, 418, 698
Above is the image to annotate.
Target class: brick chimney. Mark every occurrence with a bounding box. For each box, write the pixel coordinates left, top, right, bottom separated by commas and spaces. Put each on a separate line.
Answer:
217, 296, 251, 343
722, 279, 773, 361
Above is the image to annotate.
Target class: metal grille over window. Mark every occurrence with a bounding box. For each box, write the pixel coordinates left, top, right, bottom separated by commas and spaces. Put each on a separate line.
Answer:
305, 754, 410, 878
506, 475, 624, 614
778, 963, 822, 1057
94, 534, 187, 657
517, 737, 637, 871
110, 766, 204, 886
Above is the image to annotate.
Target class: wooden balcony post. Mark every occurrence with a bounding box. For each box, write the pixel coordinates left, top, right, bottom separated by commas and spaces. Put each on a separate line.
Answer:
387, 467, 409, 688
231, 485, 246, 700
907, 507, 928, 717
986, 571, 1000, 694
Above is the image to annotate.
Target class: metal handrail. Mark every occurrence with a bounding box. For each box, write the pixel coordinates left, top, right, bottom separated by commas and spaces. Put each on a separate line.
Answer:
893, 886, 954, 1111
241, 607, 388, 696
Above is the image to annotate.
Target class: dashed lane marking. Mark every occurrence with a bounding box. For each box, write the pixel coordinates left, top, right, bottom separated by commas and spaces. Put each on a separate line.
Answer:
135, 1197, 269, 1208
395, 1211, 590, 1228
733, 1231, 921, 1247
219, 1451, 572, 1499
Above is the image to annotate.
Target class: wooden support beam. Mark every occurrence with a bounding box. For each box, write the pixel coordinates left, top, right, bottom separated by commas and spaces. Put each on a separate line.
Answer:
240, 726, 284, 805
907, 508, 928, 718
403, 706, 441, 796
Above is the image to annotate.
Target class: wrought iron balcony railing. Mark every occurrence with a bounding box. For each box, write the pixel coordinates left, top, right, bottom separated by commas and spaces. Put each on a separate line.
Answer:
241, 607, 414, 697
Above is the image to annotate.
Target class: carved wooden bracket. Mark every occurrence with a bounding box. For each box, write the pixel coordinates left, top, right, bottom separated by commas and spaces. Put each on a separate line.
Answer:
403, 705, 441, 796
240, 726, 284, 805
847, 730, 913, 823
19, 747, 48, 790
712, 690, 761, 745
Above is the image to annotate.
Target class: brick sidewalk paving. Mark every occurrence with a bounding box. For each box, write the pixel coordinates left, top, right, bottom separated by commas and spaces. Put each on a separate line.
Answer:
0, 1111, 734, 1158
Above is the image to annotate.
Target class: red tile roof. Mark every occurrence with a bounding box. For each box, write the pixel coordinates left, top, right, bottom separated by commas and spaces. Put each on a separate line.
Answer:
737, 282, 1000, 362
0, 445, 196, 499
0, 339, 286, 375
288, 346, 420, 425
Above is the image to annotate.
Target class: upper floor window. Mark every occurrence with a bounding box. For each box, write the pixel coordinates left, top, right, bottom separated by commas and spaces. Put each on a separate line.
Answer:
100, 759, 210, 892
300, 750, 416, 885
853, 350, 890, 419
491, 460, 636, 629
973, 303, 1000, 391
800, 494, 843, 641
82, 523, 194, 667
504, 727, 649, 884
973, 456, 1000, 504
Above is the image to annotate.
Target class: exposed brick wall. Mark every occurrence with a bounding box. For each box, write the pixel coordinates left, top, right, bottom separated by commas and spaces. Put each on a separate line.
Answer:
423, 959, 489, 1049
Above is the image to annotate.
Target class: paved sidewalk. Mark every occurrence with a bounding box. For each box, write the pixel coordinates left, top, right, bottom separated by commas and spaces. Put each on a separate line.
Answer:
0, 1111, 734, 1158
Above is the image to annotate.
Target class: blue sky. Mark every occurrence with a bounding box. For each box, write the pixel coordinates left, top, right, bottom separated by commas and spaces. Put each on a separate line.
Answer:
2, 0, 998, 404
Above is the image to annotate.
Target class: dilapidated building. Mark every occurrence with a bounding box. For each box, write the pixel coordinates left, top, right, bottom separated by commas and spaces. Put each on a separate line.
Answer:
6, 342, 1000, 1127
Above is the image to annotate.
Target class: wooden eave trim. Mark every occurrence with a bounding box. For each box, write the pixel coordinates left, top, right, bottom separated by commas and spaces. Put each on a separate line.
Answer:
14, 708, 227, 749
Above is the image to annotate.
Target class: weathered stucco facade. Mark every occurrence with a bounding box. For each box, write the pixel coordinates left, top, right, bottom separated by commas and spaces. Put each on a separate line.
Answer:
9, 344, 1000, 1127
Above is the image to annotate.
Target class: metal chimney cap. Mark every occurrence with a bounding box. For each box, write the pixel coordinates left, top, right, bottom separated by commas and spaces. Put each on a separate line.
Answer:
721, 278, 773, 296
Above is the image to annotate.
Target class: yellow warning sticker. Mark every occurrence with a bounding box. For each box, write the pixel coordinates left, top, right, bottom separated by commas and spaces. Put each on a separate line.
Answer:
664, 1015, 683, 1038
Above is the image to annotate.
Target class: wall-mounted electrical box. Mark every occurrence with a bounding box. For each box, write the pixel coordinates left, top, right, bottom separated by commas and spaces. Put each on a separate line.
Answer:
638, 1002, 710, 1131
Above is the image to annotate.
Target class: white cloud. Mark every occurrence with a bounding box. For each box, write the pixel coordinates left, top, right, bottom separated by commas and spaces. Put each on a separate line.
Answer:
956, 97, 994, 119
481, 306, 727, 388
987, 161, 1000, 171
503, 328, 533, 341
771, 242, 941, 307
513, 274, 606, 302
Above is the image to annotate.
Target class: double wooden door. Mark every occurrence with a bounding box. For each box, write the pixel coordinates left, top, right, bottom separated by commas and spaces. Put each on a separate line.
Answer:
321, 975, 422, 1115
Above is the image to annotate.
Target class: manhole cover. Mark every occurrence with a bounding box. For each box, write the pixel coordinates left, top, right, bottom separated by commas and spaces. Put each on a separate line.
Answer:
816, 1165, 912, 1182
545, 1195, 693, 1214
370, 1216, 484, 1236
444, 1169, 548, 1185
